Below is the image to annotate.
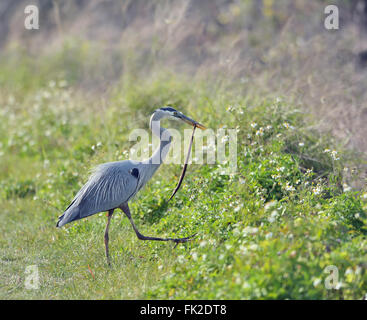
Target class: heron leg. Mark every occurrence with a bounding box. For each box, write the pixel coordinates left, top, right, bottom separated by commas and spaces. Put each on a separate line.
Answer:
120, 203, 196, 247
104, 209, 114, 266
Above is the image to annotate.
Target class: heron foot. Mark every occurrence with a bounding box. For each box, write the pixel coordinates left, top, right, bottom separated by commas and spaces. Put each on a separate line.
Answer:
171, 233, 197, 248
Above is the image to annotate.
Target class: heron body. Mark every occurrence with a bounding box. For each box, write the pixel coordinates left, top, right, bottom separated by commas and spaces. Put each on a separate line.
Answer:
56, 107, 205, 265
56, 160, 141, 227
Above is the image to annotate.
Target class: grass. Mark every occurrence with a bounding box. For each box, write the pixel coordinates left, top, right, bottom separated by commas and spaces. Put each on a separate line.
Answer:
1, 43, 367, 300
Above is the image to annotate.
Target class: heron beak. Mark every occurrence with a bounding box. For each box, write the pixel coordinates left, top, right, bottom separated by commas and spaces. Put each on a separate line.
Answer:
178, 114, 206, 130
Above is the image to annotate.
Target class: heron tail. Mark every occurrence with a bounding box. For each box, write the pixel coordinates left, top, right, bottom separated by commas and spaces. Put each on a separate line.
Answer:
56, 202, 80, 227
56, 214, 65, 227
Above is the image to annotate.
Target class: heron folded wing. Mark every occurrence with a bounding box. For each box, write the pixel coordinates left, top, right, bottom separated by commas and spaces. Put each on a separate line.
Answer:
57, 162, 139, 226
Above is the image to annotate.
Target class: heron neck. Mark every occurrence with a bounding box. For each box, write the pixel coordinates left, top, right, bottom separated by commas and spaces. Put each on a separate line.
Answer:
145, 115, 172, 167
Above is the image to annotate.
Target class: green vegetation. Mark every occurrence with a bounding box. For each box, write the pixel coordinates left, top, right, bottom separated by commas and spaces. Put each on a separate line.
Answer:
0, 50, 367, 299
1, 44, 367, 299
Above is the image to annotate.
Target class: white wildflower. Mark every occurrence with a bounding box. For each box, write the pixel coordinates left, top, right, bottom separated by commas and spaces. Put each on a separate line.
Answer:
312, 185, 322, 195
243, 226, 259, 236
264, 201, 277, 211
285, 182, 295, 192
268, 210, 279, 223
343, 183, 352, 192
265, 232, 273, 240
330, 150, 339, 161
226, 105, 234, 112
255, 127, 264, 136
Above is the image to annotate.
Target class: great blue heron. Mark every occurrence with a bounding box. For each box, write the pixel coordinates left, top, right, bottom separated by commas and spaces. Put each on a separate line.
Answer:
56, 107, 205, 265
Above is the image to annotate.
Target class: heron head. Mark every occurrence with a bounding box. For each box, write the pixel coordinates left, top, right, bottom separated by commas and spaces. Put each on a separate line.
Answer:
158, 106, 206, 129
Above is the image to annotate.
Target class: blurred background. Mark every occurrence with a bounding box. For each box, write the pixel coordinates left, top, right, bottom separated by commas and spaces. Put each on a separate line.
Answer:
1, 0, 367, 158
2, 1, 367, 300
